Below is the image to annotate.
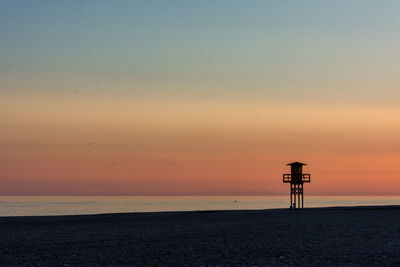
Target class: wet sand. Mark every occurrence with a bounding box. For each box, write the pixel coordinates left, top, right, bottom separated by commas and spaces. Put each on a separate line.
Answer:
1, 206, 400, 266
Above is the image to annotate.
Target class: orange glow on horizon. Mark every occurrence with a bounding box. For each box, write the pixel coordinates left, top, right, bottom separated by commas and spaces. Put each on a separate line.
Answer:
1, 95, 400, 195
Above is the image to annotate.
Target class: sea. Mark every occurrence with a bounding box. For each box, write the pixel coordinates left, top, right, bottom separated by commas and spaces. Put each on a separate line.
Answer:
1, 195, 400, 216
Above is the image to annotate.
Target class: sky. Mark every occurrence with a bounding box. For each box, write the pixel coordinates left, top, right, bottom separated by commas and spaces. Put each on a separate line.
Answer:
1, 1, 400, 195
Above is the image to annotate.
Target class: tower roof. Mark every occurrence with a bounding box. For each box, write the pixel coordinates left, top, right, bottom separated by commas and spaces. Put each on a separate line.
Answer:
287, 161, 307, 166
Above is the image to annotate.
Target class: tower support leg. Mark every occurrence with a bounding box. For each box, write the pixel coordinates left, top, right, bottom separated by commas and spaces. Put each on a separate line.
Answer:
298, 185, 300, 209
301, 184, 304, 208
290, 184, 293, 208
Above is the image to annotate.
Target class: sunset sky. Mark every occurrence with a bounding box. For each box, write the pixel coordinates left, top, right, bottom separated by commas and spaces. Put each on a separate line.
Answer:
1, 1, 400, 195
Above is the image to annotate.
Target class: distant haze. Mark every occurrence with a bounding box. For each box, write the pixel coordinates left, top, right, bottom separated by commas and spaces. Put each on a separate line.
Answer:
1, 1, 400, 195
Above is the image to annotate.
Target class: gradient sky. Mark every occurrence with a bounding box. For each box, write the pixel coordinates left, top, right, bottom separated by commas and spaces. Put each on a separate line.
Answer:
1, 1, 400, 195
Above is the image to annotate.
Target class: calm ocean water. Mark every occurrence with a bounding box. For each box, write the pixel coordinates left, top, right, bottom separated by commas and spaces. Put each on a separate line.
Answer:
1, 195, 400, 216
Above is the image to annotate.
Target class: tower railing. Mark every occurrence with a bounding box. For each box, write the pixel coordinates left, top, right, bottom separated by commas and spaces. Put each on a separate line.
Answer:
283, 174, 311, 183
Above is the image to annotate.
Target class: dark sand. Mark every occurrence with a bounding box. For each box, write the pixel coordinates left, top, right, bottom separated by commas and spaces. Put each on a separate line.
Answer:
1, 206, 400, 266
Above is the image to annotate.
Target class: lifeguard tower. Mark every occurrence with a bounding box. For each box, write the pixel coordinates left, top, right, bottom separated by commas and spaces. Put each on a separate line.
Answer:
283, 162, 310, 209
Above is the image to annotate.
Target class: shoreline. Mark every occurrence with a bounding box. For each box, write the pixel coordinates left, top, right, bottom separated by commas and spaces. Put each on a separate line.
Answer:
1, 204, 400, 218
1, 205, 400, 265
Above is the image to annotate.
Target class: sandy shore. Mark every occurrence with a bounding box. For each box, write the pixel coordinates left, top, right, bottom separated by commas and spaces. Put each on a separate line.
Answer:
1, 206, 400, 266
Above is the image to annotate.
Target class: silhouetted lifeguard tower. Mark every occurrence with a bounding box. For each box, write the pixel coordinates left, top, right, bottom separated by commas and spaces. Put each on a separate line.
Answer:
283, 162, 310, 209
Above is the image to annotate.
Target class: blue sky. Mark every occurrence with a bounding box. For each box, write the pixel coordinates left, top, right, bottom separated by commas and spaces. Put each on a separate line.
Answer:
1, 1, 400, 105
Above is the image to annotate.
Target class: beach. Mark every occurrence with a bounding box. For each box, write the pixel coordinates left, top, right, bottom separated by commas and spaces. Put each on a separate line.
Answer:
1, 206, 400, 266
